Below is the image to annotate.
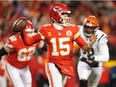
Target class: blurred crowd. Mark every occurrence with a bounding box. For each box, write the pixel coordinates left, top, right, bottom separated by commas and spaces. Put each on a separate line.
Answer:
0, 1, 116, 87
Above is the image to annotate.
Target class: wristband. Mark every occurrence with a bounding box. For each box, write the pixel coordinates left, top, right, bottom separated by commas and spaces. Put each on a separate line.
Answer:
87, 40, 93, 48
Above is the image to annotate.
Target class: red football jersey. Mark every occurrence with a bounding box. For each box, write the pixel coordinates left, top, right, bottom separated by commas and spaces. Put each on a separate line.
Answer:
38, 24, 86, 67
6, 34, 40, 69
22, 24, 86, 76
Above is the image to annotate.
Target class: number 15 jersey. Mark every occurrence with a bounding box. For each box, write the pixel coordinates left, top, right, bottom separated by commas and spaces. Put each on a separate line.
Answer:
38, 24, 86, 67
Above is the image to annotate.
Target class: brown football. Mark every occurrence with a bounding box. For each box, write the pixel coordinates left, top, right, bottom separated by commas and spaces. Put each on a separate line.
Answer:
12, 17, 28, 33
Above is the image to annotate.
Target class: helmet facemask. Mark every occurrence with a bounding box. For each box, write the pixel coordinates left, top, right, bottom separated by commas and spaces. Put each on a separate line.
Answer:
25, 28, 34, 37
24, 20, 35, 37
83, 25, 98, 38
83, 15, 99, 38
59, 13, 71, 27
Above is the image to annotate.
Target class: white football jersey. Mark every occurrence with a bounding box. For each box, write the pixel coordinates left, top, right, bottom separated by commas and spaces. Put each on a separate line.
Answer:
78, 25, 109, 66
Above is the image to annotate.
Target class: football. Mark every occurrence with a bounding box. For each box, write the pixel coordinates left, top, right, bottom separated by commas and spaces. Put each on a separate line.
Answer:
12, 17, 28, 33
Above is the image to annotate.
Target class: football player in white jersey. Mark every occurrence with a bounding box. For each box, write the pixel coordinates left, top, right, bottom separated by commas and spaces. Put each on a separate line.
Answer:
77, 15, 109, 87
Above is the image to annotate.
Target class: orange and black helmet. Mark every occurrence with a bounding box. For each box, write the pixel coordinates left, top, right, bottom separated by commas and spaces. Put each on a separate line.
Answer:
83, 15, 99, 37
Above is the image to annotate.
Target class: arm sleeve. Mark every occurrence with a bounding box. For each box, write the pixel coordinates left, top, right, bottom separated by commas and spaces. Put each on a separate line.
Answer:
94, 35, 109, 62
94, 43, 109, 62
75, 35, 87, 48
0, 47, 8, 60
21, 30, 43, 46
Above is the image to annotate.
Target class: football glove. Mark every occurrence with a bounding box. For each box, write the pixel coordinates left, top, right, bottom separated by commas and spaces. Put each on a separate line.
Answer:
80, 57, 99, 67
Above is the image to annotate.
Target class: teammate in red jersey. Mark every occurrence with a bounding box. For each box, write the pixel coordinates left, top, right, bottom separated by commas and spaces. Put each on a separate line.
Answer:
0, 18, 44, 87
21, 3, 97, 87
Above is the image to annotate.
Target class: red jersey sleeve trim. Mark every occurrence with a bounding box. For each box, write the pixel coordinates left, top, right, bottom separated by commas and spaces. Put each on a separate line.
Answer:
74, 31, 80, 40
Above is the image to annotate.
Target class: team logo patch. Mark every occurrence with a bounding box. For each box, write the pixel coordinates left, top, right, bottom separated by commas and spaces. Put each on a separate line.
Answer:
47, 32, 51, 36
66, 30, 72, 36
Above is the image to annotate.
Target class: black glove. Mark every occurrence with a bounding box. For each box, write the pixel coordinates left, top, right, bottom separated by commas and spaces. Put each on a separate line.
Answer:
80, 57, 99, 68
0, 47, 8, 60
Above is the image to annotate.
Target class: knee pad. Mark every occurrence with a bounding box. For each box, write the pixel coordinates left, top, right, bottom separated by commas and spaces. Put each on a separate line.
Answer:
79, 80, 88, 87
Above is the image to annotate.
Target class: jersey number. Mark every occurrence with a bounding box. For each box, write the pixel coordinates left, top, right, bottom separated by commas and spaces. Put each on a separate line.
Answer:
18, 47, 35, 61
9, 36, 35, 61
50, 37, 70, 56
83, 48, 94, 58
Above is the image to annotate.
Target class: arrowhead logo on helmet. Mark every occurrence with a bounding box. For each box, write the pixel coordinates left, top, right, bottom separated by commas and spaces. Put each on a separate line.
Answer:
49, 3, 71, 27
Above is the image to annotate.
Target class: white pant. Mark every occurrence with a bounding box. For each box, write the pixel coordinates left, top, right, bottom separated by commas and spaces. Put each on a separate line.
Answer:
46, 63, 68, 87
0, 76, 7, 87
5, 62, 32, 87
77, 60, 102, 87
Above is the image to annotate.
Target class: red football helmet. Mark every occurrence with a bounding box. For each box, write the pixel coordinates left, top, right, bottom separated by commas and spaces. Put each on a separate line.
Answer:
49, 3, 71, 26
23, 20, 35, 37
83, 15, 99, 37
